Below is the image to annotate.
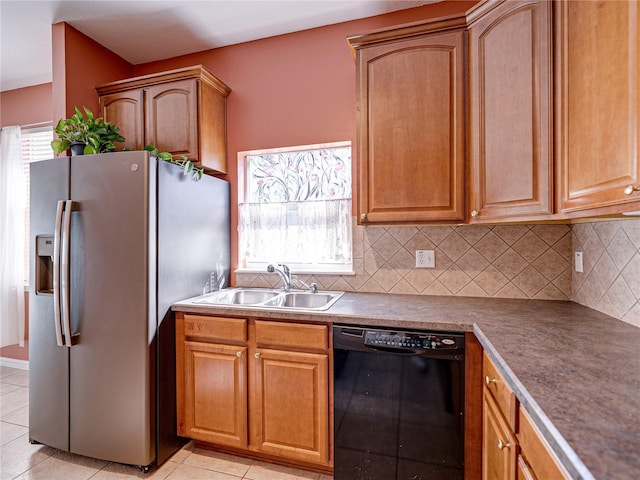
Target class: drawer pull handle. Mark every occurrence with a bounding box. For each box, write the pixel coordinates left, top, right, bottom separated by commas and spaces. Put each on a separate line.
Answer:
485, 375, 497, 386
255, 352, 261, 359
498, 439, 511, 450
236, 351, 242, 357
471, 210, 479, 217
360, 213, 367, 221
624, 185, 640, 195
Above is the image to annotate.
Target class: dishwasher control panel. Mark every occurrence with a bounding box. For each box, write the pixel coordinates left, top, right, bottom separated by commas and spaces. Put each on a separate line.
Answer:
363, 330, 462, 350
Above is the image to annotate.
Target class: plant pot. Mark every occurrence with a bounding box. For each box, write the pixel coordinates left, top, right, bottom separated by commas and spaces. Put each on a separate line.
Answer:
69, 141, 86, 156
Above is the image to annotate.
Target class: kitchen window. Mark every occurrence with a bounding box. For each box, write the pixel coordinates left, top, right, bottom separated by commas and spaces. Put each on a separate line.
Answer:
238, 142, 352, 274
22, 127, 54, 282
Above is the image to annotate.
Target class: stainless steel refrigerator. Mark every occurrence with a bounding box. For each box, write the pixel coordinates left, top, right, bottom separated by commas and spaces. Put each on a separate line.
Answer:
28, 151, 230, 470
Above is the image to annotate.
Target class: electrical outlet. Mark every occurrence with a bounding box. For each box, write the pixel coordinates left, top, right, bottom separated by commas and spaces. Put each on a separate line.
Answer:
416, 250, 435, 268
575, 251, 584, 273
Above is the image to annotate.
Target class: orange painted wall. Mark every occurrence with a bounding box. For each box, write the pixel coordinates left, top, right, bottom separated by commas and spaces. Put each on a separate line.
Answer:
0, 83, 52, 127
51, 22, 134, 122
133, 2, 475, 152
1, 2, 475, 360
132, 1, 476, 278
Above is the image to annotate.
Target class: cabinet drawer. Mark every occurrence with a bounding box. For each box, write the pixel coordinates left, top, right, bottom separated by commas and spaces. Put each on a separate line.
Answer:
184, 315, 247, 343
518, 407, 570, 480
255, 321, 328, 351
483, 351, 517, 428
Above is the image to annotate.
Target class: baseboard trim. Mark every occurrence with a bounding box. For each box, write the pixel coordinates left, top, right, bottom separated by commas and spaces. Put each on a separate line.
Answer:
0, 357, 29, 370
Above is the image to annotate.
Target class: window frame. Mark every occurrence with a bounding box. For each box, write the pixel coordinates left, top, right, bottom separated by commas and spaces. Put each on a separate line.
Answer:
236, 141, 354, 275
21, 125, 54, 284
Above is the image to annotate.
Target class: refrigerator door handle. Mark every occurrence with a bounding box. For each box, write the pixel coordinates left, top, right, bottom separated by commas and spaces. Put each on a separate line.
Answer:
53, 200, 65, 347
61, 200, 76, 347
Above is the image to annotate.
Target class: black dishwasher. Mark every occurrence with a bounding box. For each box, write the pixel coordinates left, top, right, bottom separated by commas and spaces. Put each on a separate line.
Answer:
333, 325, 465, 480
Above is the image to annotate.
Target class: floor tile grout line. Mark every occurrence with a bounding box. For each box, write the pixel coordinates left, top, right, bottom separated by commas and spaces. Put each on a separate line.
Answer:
1, 379, 330, 480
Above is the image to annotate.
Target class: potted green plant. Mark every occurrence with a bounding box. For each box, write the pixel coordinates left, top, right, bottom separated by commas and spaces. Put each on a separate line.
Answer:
51, 106, 125, 156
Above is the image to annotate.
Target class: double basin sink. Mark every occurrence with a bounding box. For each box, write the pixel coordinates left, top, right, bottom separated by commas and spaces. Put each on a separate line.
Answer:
193, 288, 344, 311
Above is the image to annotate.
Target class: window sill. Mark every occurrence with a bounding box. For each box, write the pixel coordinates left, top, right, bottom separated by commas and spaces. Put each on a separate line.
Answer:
235, 267, 355, 276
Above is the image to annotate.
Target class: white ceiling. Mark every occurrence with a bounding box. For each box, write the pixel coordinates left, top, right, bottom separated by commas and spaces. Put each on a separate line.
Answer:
0, 0, 432, 92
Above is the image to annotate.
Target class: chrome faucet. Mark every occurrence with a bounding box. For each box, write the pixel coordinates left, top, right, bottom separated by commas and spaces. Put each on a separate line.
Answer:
267, 263, 291, 292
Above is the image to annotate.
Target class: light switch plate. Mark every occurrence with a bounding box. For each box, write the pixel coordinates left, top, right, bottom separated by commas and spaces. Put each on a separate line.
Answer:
575, 251, 584, 273
416, 250, 435, 268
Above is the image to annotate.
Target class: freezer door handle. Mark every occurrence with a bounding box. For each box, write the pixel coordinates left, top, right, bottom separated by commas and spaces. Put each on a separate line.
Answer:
52, 200, 65, 347
60, 200, 76, 347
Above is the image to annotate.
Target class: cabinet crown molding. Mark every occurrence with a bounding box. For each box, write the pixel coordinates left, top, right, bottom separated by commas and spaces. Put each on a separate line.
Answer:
96, 65, 230, 97
346, 12, 467, 54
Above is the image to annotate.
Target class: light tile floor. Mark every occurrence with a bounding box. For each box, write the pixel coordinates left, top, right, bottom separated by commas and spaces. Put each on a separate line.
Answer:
0, 366, 333, 480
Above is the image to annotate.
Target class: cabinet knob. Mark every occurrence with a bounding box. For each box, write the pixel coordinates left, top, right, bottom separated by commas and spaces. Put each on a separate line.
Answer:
360, 213, 367, 221
254, 352, 261, 359
497, 439, 511, 450
471, 210, 479, 218
236, 351, 242, 357
485, 375, 497, 386
624, 185, 640, 195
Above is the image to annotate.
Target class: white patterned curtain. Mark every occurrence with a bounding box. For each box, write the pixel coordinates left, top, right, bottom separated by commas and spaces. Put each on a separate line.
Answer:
0, 126, 26, 347
239, 199, 352, 265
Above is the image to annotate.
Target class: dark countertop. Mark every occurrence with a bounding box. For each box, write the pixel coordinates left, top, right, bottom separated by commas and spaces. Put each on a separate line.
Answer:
172, 292, 640, 480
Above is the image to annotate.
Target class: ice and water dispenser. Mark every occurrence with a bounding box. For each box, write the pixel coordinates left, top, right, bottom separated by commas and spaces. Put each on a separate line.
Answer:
35, 235, 54, 294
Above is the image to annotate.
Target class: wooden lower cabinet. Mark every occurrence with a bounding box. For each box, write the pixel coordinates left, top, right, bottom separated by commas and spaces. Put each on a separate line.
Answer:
179, 341, 247, 448
482, 351, 569, 480
176, 312, 331, 471
517, 407, 570, 480
483, 389, 517, 480
516, 455, 536, 480
251, 348, 329, 465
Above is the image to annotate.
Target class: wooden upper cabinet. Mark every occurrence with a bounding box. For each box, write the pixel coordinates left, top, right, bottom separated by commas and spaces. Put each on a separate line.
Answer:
98, 89, 144, 152
349, 18, 467, 224
468, 0, 553, 222
97, 65, 231, 174
555, 1, 640, 213
145, 79, 198, 158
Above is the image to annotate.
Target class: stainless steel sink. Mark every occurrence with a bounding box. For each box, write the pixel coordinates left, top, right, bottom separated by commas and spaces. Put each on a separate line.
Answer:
230, 289, 280, 305
263, 292, 341, 310
191, 288, 343, 311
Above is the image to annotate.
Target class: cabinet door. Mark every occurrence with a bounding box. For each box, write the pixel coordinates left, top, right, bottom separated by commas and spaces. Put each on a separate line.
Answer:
468, 0, 553, 222
556, 1, 640, 212
251, 348, 329, 466
356, 30, 466, 224
145, 78, 199, 160
179, 341, 247, 448
516, 456, 536, 480
483, 389, 516, 480
99, 89, 144, 151
517, 407, 570, 480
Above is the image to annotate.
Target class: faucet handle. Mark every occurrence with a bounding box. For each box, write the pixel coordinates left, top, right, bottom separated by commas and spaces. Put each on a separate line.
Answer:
280, 264, 290, 276
309, 283, 318, 293
267, 264, 275, 273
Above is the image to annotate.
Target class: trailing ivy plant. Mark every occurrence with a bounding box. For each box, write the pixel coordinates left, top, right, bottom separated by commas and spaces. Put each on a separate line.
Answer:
144, 145, 204, 181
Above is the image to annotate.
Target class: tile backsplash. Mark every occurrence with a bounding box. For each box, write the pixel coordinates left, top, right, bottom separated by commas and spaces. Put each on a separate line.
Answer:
572, 218, 640, 327
237, 218, 640, 327
237, 221, 573, 301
